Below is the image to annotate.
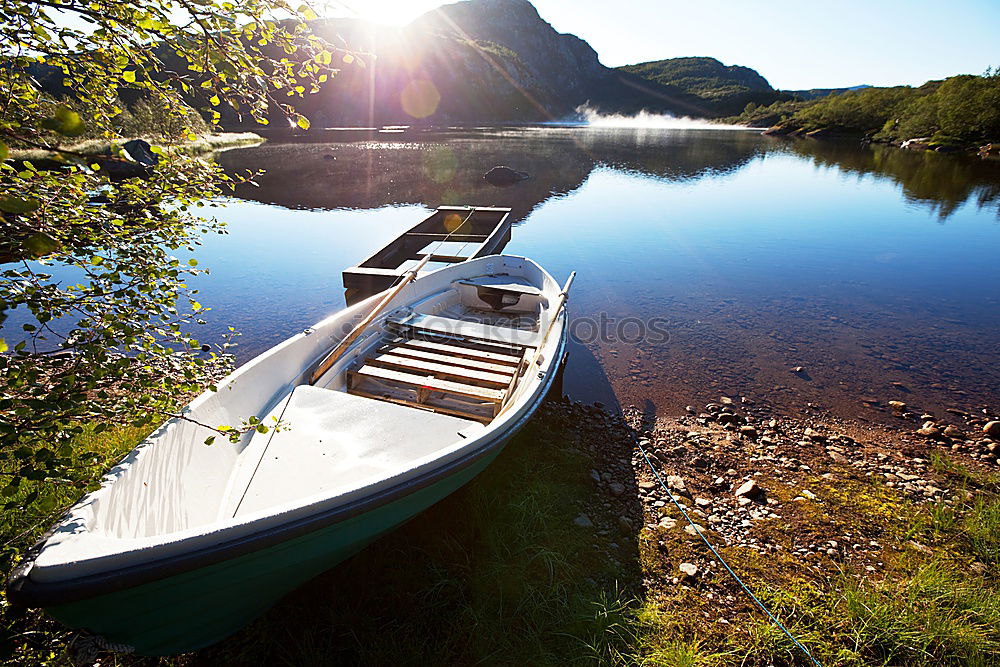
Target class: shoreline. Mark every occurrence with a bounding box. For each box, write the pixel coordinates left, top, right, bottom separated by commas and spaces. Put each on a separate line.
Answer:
8, 132, 265, 162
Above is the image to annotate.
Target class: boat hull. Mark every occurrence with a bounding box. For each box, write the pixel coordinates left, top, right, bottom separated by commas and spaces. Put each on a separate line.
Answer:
47, 446, 505, 656
9, 255, 570, 656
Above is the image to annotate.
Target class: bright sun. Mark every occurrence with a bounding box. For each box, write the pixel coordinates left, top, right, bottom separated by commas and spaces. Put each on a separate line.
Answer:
323, 0, 441, 26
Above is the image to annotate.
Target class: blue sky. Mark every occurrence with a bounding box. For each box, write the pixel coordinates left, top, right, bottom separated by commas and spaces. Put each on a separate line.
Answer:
331, 0, 999, 90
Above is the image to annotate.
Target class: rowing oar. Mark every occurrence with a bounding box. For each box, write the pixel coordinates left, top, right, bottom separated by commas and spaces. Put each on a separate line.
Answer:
310, 253, 432, 385
495, 271, 576, 418
532, 271, 575, 368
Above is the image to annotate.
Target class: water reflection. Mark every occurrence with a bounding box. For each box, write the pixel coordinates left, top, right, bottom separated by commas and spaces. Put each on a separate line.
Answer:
782, 139, 1000, 220
217, 127, 765, 219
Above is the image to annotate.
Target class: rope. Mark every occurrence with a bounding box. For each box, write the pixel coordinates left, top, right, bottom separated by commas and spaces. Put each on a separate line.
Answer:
632, 434, 823, 667
70, 633, 134, 665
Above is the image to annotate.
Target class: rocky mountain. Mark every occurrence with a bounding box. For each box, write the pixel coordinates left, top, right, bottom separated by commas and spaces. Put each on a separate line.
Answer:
224, 0, 714, 127
616, 57, 790, 116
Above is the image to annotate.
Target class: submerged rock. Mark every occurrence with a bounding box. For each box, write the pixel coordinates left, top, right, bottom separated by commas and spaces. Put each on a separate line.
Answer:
484, 165, 530, 186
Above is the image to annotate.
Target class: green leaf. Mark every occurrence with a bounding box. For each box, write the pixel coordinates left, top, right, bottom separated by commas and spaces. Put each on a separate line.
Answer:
122, 70, 136, 83
0, 140, 8, 161
23, 232, 61, 257
0, 196, 40, 214
0, 338, 7, 353
296, 115, 311, 130
41, 106, 86, 136
204, 436, 216, 446
209, 95, 221, 106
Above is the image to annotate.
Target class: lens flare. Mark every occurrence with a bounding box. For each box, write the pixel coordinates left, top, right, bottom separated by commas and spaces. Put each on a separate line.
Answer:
400, 79, 441, 119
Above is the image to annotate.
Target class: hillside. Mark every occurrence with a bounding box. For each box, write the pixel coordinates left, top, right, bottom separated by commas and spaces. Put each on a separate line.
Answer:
616, 57, 790, 116
196, 0, 715, 127
725, 73, 1000, 149
786, 84, 872, 100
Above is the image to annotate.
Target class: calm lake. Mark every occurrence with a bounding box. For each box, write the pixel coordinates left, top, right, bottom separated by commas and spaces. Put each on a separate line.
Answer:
197, 126, 1000, 421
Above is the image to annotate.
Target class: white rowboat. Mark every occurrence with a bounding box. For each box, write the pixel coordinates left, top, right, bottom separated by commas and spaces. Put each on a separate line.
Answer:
8, 254, 574, 655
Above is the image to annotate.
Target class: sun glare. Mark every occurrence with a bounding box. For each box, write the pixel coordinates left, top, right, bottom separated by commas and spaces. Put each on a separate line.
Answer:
325, 0, 435, 26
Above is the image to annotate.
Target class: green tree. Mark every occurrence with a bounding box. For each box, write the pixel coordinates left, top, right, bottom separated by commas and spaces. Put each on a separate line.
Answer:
0, 0, 344, 574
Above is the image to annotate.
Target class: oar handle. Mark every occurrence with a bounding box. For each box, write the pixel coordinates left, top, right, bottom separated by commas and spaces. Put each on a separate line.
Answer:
309, 253, 432, 385
535, 271, 575, 363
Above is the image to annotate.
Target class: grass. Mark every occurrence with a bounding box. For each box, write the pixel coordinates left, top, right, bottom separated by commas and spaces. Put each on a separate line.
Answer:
0, 423, 152, 663
3, 407, 1000, 665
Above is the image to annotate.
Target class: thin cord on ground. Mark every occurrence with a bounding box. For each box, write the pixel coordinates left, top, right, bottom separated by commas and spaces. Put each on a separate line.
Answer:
632, 434, 823, 667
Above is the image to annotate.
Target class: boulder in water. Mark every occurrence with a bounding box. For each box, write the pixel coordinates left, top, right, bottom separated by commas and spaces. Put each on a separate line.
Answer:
102, 139, 159, 180
484, 165, 529, 186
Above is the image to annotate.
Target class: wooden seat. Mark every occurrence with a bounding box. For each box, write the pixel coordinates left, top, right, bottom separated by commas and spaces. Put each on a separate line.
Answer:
347, 332, 528, 423
386, 313, 538, 348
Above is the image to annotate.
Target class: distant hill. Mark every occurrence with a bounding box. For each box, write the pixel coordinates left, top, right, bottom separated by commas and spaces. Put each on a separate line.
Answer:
616, 57, 791, 116
785, 85, 872, 101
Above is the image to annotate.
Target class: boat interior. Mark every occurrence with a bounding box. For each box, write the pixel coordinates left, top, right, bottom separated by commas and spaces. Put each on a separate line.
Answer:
223, 272, 554, 519
360, 207, 511, 272
29, 258, 568, 582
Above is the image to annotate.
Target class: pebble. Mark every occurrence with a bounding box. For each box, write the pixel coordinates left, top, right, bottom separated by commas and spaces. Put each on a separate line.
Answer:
984, 421, 1000, 438
734, 479, 765, 500
574, 514, 593, 528
666, 475, 688, 494
679, 562, 698, 579
608, 482, 625, 496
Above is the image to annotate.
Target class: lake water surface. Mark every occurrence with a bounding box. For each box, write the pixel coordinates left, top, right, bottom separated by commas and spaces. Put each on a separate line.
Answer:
204, 127, 1000, 421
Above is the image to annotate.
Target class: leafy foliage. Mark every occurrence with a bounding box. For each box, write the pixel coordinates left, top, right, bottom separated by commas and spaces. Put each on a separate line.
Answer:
0, 0, 343, 593
729, 69, 1000, 146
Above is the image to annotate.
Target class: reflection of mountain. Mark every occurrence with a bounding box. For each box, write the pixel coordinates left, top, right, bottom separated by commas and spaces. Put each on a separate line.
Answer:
785, 140, 1000, 219
219, 128, 761, 217
216, 128, 764, 216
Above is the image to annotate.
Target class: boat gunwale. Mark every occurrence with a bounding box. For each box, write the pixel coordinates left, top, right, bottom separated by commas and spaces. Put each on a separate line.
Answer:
342, 206, 513, 291
6, 315, 568, 609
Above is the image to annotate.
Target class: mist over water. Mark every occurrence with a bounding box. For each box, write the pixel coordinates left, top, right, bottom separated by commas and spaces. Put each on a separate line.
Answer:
566, 105, 754, 130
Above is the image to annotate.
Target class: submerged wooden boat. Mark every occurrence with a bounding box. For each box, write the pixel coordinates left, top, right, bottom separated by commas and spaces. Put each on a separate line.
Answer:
342, 206, 512, 304
7, 255, 573, 656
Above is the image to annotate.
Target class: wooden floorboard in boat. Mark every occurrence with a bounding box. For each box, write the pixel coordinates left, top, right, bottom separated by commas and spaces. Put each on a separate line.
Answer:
347, 385, 493, 424
367, 353, 511, 387
379, 344, 517, 376
390, 337, 523, 365
350, 366, 505, 402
